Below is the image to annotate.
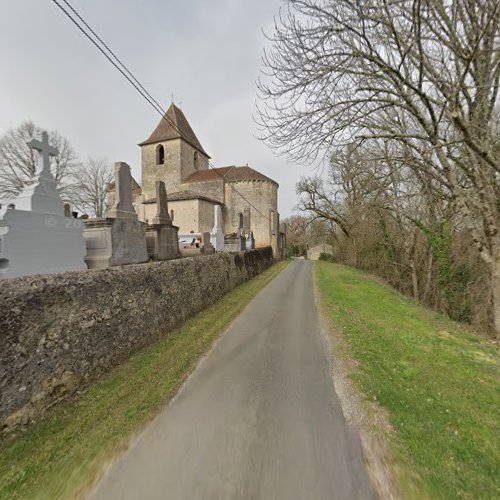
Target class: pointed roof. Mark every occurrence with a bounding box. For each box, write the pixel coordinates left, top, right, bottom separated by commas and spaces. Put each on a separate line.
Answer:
139, 103, 210, 158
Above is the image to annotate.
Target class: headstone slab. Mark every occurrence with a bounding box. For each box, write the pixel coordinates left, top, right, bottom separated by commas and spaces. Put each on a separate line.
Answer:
83, 217, 148, 269
224, 233, 246, 253
14, 131, 64, 216
201, 231, 215, 255
108, 162, 137, 221
210, 205, 224, 251
243, 207, 251, 237
152, 181, 171, 225
146, 224, 180, 261
246, 231, 255, 251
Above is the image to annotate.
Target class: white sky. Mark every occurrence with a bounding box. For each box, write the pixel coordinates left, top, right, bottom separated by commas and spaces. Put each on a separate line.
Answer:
0, 0, 313, 217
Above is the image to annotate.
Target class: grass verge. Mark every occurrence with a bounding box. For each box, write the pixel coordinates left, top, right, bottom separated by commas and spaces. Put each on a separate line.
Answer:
315, 262, 499, 500
0, 260, 290, 500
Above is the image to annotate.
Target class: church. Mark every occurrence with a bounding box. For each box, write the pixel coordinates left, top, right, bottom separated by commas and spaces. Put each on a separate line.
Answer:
110, 104, 281, 255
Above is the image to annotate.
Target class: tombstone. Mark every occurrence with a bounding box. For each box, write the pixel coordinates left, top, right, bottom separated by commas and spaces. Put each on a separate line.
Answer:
0, 132, 86, 279
224, 232, 246, 252
210, 205, 224, 251
145, 181, 180, 261
200, 231, 215, 255
243, 207, 251, 237
246, 231, 255, 251
83, 162, 149, 269
152, 180, 171, 225
107, 162, 136, 221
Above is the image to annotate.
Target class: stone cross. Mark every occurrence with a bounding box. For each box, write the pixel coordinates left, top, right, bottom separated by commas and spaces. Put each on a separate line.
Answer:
27, 131, 58, 179
12, 131, 63, 215
152, 180, 171, 225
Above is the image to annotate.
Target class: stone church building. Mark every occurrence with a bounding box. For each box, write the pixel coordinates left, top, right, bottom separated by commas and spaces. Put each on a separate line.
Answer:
110, 104, 280, 254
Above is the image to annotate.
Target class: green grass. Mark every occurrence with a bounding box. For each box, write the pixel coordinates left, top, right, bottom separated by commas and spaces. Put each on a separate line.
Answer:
315, 262, 499, 499
0, 260, 290, 500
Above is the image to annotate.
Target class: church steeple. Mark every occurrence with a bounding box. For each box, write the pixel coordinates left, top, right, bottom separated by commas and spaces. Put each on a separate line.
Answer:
139, 103, 210, 201
139, 103, 210, 158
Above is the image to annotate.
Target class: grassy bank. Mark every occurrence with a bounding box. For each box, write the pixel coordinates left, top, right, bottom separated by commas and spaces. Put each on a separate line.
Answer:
315, 262, 499, 499
0, 260, 290, 499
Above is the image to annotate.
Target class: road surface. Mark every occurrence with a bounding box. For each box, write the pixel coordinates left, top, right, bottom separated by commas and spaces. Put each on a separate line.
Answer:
90, 259, 373, 500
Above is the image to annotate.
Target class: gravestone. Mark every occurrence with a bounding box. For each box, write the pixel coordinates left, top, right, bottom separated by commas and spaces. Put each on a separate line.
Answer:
243, 207, 251, 238
145, 181, 180, 261
210, 205, 224, 251
200, 231, 215, 255
246, 231, 255, 251
0, 132, 86, 278
224, 231, 246, 252
83, 162, 148, 269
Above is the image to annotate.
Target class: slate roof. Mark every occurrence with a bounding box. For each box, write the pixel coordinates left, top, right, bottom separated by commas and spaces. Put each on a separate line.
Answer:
186, 165, 277, 185
139, 104, 210, 158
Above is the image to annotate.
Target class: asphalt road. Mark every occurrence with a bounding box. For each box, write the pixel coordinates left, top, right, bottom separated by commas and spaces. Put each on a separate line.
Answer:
90, 259, 373, 500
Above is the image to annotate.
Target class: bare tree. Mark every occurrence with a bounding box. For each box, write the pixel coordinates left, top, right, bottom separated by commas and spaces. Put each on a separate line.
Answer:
0, 121, 79, 205
67, 158, 113, 218
258, 0, 500, 335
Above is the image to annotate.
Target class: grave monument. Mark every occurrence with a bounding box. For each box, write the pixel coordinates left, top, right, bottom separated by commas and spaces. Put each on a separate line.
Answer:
210, 205, 224, 251
200, 231, 215, 255
83, 162, 148, 269
0, 132, 86, 279
145, 181, 181, 261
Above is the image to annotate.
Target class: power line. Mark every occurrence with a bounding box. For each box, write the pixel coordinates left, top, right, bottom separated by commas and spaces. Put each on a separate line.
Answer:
51, 0, 273, 224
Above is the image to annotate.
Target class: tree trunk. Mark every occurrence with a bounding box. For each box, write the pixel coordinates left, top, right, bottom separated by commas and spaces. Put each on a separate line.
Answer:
410, 261, 419, 301
423, 251, 434, 305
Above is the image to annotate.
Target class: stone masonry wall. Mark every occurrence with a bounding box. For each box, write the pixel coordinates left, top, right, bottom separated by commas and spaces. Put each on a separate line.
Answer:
141, 139, 182, 200
224, 180, 278, 254
169, 199, 199, 233
0, 248, 274, 429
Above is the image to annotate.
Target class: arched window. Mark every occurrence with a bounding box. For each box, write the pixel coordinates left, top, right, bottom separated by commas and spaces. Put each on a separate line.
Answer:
156, 144, 165, 165
239, 213, 244, 229
170, 209, 174, 221
193, 151, 199, 170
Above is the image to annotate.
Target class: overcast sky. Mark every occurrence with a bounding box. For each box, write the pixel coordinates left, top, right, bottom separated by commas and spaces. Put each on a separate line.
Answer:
0, 0, 314, 217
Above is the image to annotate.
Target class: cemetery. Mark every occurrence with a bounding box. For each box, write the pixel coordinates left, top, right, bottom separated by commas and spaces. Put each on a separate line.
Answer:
0, 119, 285, 281
0, 129, 280, 430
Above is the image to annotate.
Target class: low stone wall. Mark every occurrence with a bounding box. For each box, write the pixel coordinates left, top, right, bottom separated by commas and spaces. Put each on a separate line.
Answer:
0, 247, 274, 429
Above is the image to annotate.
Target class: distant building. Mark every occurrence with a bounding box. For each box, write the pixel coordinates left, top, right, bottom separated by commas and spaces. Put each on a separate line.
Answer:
307, 243, 333, 260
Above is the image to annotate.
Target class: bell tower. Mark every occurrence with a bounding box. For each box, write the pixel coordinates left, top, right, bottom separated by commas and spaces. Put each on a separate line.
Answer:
139, 103, 210, 200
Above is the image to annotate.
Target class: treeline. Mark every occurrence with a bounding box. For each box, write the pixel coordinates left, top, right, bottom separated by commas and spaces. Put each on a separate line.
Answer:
259, 0, 499, 337
286, 143, 491, 332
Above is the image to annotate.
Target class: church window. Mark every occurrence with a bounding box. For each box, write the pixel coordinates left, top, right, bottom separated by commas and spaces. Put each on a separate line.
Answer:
156, 144, 165, 165
239, 213, 244, 229
194, 151, 199, 170
171, 209, 174, 221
